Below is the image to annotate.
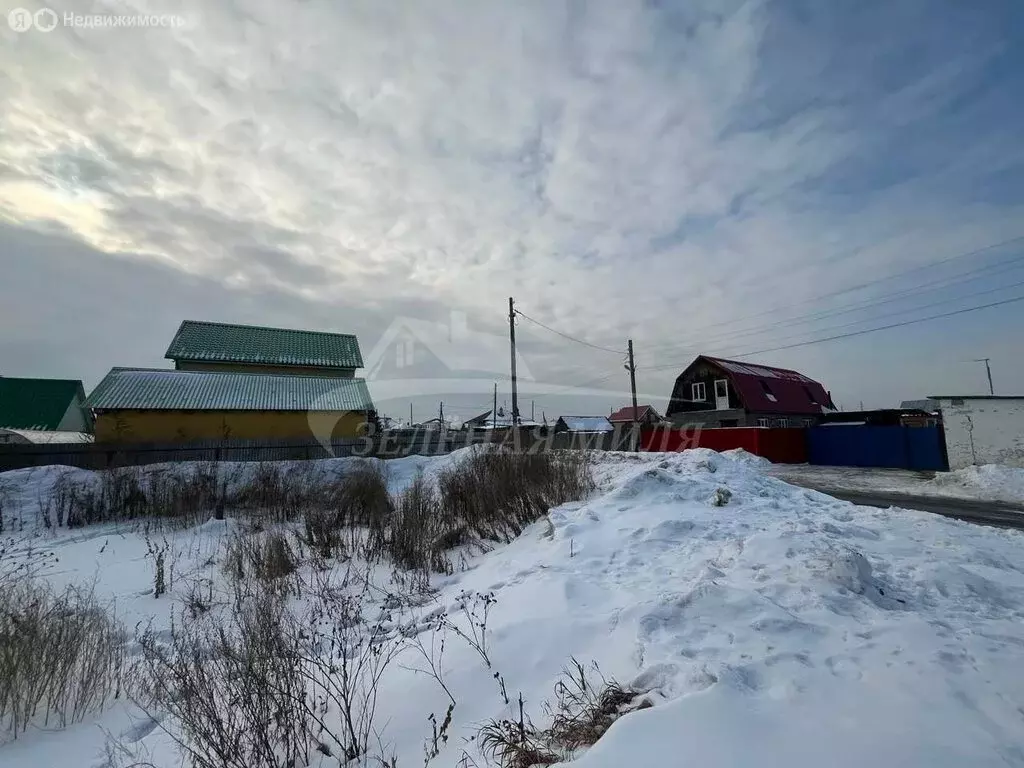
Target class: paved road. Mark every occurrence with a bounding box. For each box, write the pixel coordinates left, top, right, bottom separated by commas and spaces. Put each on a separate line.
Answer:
797, 486, 1024, 531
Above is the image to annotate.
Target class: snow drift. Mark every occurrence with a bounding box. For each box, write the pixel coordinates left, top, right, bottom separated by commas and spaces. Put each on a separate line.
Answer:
1, 448, 1023, 767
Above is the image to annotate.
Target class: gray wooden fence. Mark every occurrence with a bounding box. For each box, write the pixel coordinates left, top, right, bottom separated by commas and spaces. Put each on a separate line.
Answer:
0, 428, 635, 472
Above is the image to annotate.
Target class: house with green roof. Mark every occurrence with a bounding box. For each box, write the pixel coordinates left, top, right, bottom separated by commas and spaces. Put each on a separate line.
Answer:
0, 377, 93, 434
88, 320, 374, 443
165, 320, 363, 377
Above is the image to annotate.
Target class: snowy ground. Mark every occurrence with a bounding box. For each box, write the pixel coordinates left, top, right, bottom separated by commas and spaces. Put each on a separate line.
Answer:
769, 462, 1024, 505
3, 449, 1024, 767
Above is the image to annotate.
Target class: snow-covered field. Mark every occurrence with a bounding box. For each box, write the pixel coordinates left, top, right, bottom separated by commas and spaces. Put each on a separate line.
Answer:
2, 449, 1024, 767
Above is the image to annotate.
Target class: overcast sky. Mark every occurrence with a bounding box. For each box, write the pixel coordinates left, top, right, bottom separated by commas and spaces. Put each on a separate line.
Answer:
1, 0, 1023, 418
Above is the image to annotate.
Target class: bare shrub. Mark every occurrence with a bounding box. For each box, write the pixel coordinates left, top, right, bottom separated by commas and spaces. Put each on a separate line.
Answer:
387, 472, 446, 576
438, 449, 594, 543
299, 462, 392, 561
222, 531, 297, 584
336, 462, 392, 557
48, 465, 223, 529
135, 563, 412, 768
229, 462, 314, 523
133, 588, 314, 768
0, 580, 124, 740
301, 567, 409, 763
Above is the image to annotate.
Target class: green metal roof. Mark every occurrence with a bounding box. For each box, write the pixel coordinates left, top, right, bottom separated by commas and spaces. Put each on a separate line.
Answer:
165, 320, 364, 369
86, 368, 375, 412
0, 377, 85, 430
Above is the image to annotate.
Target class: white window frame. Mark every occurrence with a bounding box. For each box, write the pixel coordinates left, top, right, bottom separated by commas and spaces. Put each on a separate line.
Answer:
756, 417, 770, 428
691, 382, 706, 401
777, 418, 790, 428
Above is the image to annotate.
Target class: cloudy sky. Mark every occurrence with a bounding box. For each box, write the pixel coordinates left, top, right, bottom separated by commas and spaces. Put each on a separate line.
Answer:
1, 0, 1023, 418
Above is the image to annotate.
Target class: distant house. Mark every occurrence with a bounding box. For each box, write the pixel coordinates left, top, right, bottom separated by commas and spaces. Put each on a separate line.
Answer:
461, 407, 540, 430
88, 320, 375, 443
0, 377, 93, 434
608, 405, 661, 425
666, 356, 835, 428
554, 416, 614, 433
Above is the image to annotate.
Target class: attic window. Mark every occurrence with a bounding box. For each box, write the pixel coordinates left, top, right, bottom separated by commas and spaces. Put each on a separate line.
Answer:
802, 386, 818, 404
759, 380, 778, 402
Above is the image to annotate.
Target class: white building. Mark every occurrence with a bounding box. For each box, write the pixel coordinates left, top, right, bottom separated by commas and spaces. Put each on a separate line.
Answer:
930, 395, 1024, 470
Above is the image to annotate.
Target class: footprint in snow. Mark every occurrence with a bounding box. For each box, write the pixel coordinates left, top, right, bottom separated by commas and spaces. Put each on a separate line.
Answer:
121, 713, 163, 743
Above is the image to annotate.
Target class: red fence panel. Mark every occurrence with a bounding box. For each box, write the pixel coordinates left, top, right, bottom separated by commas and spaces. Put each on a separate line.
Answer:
756, 428, 807, 464
640, 426, 807, 464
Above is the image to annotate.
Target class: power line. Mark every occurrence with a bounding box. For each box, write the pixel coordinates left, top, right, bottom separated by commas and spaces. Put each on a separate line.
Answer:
637, 233, 1024, 354
650, 252, 1024, 356
699, 275, 1024, 359
643, 293, 1024, 371
514, 309, 623, 354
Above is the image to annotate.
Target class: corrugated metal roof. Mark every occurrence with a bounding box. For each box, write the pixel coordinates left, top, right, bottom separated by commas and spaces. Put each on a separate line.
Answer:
702, 356, 833, 415
165, 320, 364, 369
608, 405, 659, 422
0, 377, 85, 430
86, 368, 375, 411
0, 429, 94, 444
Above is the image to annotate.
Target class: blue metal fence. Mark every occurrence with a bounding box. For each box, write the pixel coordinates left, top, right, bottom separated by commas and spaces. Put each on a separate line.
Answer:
807, 425, 947, 471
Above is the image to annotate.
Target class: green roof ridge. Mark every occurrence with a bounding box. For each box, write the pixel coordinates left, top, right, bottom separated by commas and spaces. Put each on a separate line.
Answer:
165, 320, 364, 369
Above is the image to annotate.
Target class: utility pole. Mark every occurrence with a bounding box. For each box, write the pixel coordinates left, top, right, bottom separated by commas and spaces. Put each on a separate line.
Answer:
493, 383, 498, 430
625, 339, 639, 451
974, 358, 995, 395
531, 400, 535, 422
409, 403, 413, 427
439, 401, 444, 427
509, 297, 520, 425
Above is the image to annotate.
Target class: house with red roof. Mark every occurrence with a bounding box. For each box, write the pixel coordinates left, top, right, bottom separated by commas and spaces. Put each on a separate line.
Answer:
665, 356, 836, 428
608, 404, 662, 425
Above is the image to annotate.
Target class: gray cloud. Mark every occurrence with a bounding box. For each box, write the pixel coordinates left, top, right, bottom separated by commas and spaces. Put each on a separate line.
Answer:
0, 0, 1022, 409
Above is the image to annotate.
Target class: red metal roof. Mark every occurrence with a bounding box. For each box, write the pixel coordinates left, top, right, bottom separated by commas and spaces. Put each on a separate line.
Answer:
609, 404, 659, 422
701, 356, 835, 415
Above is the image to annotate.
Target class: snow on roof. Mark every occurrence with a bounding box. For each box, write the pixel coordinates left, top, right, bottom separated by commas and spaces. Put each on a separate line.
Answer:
557, 416, 614, 432
0, 428, 94, 444
86, 368, 375, 412
698, 356, 833, 415
708, 357, 814, 383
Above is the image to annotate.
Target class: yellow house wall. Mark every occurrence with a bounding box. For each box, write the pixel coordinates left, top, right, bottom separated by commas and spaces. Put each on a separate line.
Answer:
173, 361, 356, 378
94, 410, 367, 443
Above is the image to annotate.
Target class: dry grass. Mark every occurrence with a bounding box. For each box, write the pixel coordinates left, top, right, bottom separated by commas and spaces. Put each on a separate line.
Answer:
477, 658, 645, 767
387, 472, 446, 575
438, 449, 594, 543
0, 580, 124, 740
222, 531, 298, 583
547, 658, 638, 751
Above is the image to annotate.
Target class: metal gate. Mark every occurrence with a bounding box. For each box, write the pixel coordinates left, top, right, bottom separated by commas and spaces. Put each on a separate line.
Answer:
807, 425, 947, 471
